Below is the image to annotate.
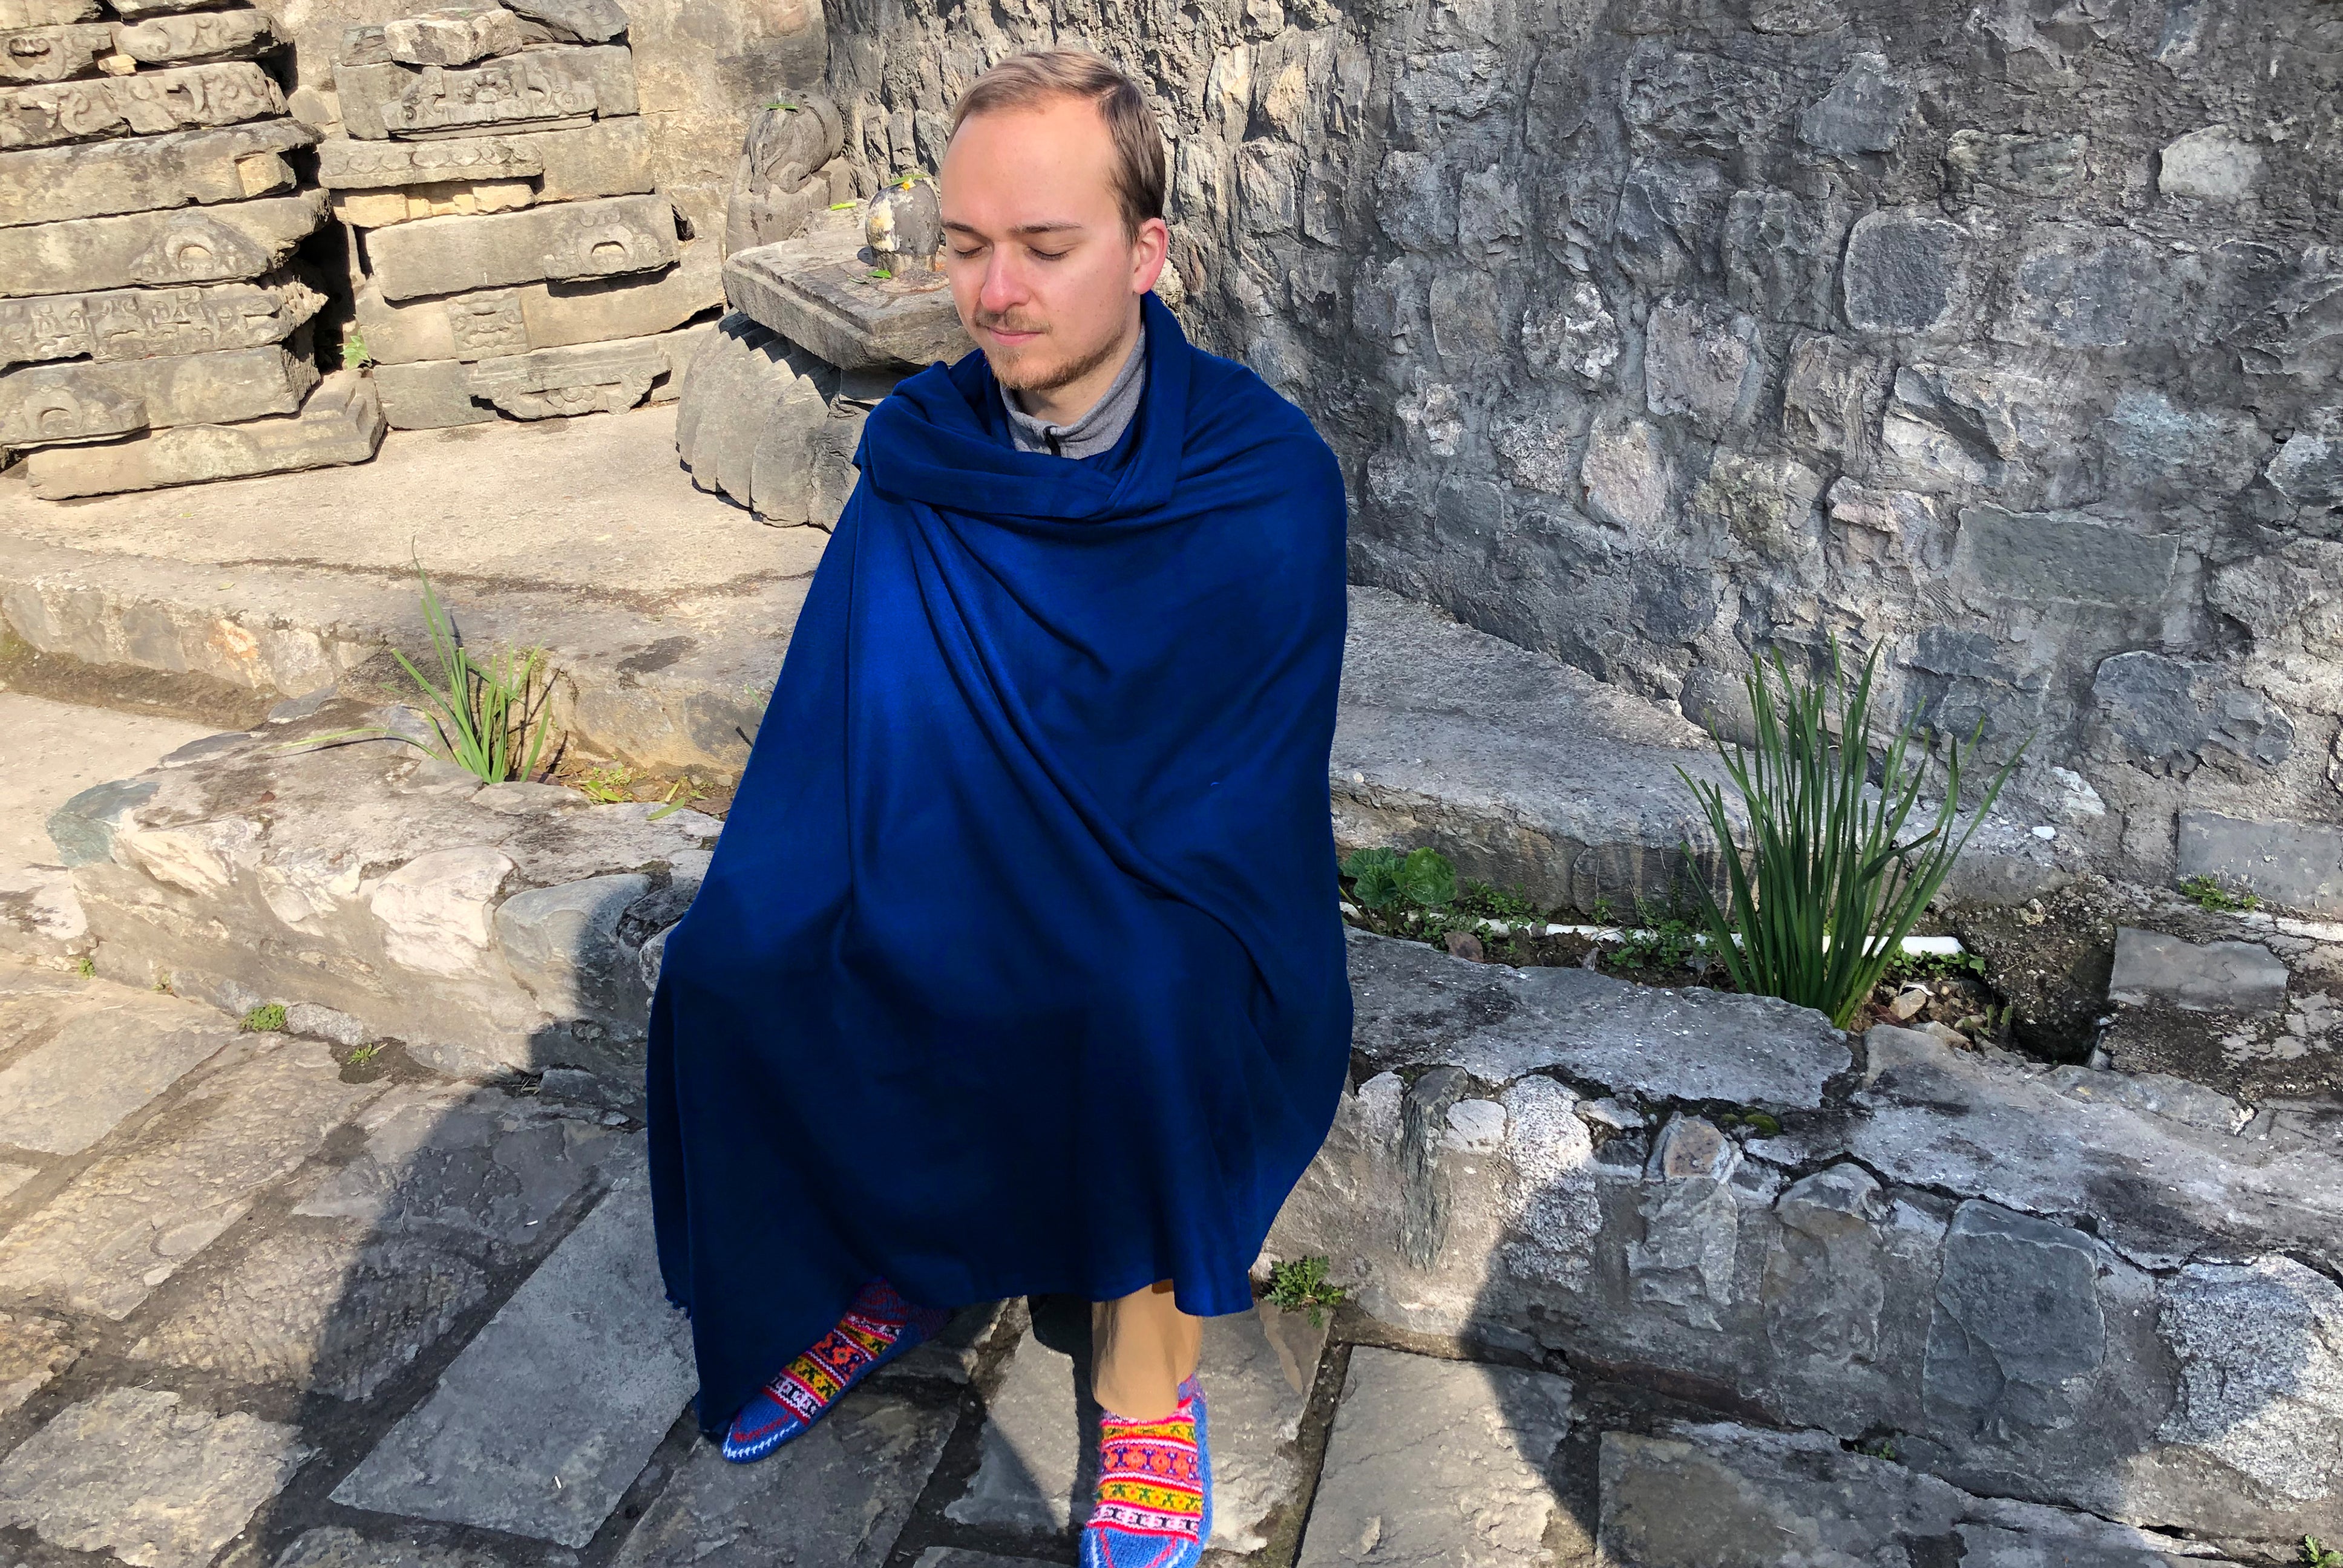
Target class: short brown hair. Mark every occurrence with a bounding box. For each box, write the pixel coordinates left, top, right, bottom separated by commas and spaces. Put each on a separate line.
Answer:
947, 48, 1166, 242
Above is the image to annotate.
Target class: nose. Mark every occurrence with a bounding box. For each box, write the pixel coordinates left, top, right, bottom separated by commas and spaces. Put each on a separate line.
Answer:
978, 250, 1027, 317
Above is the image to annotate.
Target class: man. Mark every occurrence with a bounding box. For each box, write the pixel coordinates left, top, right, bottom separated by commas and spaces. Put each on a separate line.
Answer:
646, 48, 1351, 1568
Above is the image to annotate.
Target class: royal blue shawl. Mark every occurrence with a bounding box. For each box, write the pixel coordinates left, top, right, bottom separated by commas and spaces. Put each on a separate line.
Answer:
645, 289, 1353, 1435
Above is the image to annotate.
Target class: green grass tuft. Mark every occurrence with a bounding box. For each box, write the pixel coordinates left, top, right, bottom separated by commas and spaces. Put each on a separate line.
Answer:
241, 1002, 286, 1031
1264, 1255, 1348, 1328
2178, 874, 2260, 913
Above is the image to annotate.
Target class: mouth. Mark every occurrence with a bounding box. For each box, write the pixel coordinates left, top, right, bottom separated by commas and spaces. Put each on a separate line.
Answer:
980, 322, 1044, 347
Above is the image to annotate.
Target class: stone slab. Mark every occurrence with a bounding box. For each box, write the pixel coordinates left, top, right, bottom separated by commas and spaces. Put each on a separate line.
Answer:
2178, 810, 2343, 916
113, 0, 249, 18
0, 1312, 76, 1413
353, 242, 717, 365
24, 369, 384, 498
0, 21, 111, 83
274, 1527, 570, 1568
1599, 1420, 2244, 1568
1348, 926, 1852, 1106
0, 117, 316, 227
0, 1387, 307, 1568
373, 322, 704, 428
336, 45, 634, 140
332, 177, 532, 229
0, 272, 323, 370
128, 1223, 489, 1399
2109, 926, 2290, 1014
0, 1033, 373, 1317
612, 1385, 955, 1568
1296, 1347, 1575, 1568
0, 1001, 233, 1152
0, 0, 97, 27
113, 7, 277, 65
292, 1082, 624, 1251
362, 191, 678, 302
0, 62, 284, 151
943, 1308, 1315, 1549
726, 217, 972, 370
502, 0, 624, 42
330, 1166, 696, 1548
1, 341, 317, 446
0, 188, 325, 298
317, 116, 650, 200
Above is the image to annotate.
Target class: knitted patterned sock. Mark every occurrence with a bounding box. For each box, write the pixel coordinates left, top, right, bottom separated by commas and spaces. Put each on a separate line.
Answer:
1080, 1374, 1210, 1568
721, 1279, 949, 1463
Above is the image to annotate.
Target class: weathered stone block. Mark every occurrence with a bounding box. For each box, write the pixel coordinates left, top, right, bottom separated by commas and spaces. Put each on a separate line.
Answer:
2159, 125, 2261, 201
2266, 432, 2343, 508
0, 189, 324, 297
1798, 51, 1916, 155
0, 0, 97, 28
0, 117, 314, 227
22, 369, 382, 498
335, 45, 633, 139
1922, 1201, 2108, 1442
329, 1172, 695, 1549
1643, 296, 1760, 428
725, 216, 973, 370
2088, 650, 2293, 769
361, 191, 677, 301
0, 1388, 307, 1568
111, 0, 249, 18
376, 321, 704, 427
111, 7, 275, 65
1581, 413, 1671, 533
0, 999, 232, 1153
320, 113, 647, 198
1521, 278, 1621, 387
1844, 210, 1970, 334
1951, 506, 2178, 608
0, 62, 282, 149
1, 339, 315, 445
2005, 225, 2207, 351
2177, 811, 2343, 916
1945, 129, 2088, 198
2156, 1256, 2343, 1505
0, 272, 321, 368
331, 177, 531, 228
0, 21, 110, 83
2109, 927, 2289, 1015
352, 244, 717, 364
1296, 1348, 1573, 1567
501, 0, 625, 41
1782, 333, 1887, 459
382, 6, 539, 67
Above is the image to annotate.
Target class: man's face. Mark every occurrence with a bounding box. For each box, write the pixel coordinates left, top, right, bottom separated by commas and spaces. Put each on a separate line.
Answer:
939, 96, 1168, 396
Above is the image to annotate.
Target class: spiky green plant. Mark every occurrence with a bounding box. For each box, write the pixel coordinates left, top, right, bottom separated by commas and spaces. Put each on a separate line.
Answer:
1676, 639, 2028, 1030
276, 546, 554, 784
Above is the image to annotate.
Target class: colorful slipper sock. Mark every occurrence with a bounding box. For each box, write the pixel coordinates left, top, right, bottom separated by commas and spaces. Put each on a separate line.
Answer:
1080, 1374, 1211, 1568
721, 1278, 949, 1463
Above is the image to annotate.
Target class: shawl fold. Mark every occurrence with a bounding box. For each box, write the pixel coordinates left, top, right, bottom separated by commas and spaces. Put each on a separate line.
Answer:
646, 290, 1352, 1435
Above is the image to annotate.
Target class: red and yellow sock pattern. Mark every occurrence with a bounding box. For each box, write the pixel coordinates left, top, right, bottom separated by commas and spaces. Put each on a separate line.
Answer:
1082, 1376, 1207, 1567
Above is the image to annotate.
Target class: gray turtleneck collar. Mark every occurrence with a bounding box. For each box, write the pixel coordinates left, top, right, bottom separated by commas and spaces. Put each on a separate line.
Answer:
1004, 318, 1147, 460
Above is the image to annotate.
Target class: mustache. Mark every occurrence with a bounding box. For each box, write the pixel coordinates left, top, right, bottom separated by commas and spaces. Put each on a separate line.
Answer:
975, 309, 1046, 336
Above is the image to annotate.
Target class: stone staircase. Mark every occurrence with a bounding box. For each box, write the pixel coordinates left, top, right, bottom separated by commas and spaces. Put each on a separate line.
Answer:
3, 416, 2339, 1564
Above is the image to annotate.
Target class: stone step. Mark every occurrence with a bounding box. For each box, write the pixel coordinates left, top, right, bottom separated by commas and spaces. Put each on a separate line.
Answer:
1265, 926, 2343, 1550
2, 408, 2065, 927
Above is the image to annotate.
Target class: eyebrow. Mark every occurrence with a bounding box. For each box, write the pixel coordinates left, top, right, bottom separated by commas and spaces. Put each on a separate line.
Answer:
941, 220, 1087, 237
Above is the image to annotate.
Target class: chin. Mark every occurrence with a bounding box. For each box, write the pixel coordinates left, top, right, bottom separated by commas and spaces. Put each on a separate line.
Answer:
985, 345, 1064, 393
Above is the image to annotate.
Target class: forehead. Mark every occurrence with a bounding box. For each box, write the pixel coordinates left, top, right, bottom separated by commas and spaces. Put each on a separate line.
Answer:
940, 97, 1122, 227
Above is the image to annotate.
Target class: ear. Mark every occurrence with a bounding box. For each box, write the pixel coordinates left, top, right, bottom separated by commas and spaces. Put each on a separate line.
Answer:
1129, 215, 1170, 296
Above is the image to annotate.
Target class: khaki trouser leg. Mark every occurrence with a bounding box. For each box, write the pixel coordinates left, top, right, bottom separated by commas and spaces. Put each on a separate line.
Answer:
1091, 1279, 1202, 1421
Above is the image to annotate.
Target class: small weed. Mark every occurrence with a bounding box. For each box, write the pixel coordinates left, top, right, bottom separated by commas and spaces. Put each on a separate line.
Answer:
828, 200, 858, 210
1264, 1255, 1348, 1328
346, 1043, 381, 1068
241, 1002, 287, 1032
1885, 947, 1987, 984
1608, 897, 1701, 975
75, 955, 94, 978
1453, 879, 1541, 923
341, 330, 373, 370
763, 98, 798, 111
2179, 874, 2261, 914
151, 970, 172, 993
2303, 1540, 2343, 1568
868, 267, 894, 280
576, 764, 637, 803
1342, 846, 1456, 915
1856, 1438, 1899, 1462
1743, 1109, 1782, 1137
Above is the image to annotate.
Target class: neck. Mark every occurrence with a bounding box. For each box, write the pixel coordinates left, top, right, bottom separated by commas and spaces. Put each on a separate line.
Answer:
1015, 300, 1142, 426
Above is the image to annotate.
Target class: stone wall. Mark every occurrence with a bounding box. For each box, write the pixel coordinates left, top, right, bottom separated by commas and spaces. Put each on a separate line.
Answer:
808, 0, 2343, 903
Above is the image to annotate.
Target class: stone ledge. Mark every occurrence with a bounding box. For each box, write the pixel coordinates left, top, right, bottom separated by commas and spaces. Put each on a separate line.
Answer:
1267, 927, 2343, 1549
48, 692, 721, 1083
